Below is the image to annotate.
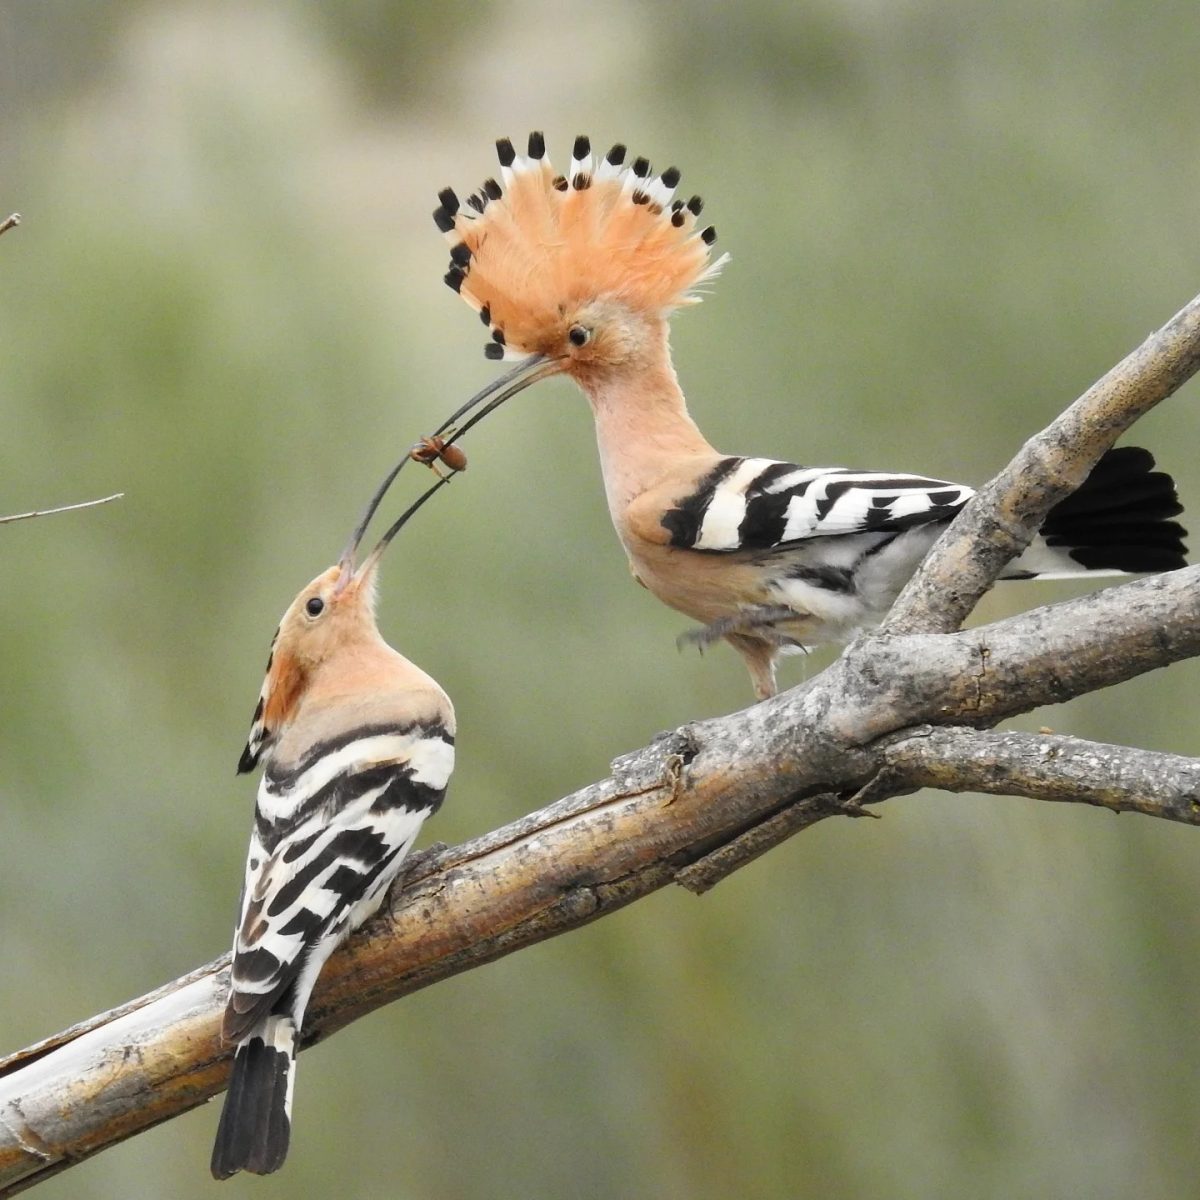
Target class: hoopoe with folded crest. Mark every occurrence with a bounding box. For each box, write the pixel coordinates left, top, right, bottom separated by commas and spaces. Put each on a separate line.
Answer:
431, 131, 1187, 699
210, 465, 457, 1179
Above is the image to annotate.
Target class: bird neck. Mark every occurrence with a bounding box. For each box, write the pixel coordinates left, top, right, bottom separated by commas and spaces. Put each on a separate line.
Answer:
578, 328, 716, 517
302, 629, 393, 700
293, 637, 446, 725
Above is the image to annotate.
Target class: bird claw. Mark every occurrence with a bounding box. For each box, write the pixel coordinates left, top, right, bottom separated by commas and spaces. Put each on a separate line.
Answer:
677, 626, 719, 653
677, 605, 798, 653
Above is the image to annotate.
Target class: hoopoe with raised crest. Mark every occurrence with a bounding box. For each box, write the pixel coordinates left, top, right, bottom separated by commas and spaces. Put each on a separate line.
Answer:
210, 463, 457, 1179
431, 131, 1187, 699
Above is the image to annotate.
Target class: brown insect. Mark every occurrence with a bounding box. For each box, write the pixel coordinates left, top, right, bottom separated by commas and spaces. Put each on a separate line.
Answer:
409, 435, 468, 477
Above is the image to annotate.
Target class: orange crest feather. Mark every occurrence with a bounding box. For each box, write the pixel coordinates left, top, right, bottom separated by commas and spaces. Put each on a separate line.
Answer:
435, 133, 729, 358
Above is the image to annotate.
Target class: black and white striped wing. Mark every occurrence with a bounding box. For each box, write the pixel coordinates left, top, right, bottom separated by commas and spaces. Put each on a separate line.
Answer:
661, 457, 974, 552
223, 721, 454, 1042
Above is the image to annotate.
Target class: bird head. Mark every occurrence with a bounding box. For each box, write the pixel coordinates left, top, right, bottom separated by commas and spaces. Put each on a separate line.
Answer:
237, 459, 453, 773
269, 561, 376, 675
431, 132, 727, 422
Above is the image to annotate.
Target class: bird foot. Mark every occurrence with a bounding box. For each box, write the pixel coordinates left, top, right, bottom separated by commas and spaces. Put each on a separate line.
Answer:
676, 605, 798, 653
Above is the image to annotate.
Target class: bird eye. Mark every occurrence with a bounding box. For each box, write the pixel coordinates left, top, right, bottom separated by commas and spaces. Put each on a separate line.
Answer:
305, 597, 325, 617
568, 325, 591, 348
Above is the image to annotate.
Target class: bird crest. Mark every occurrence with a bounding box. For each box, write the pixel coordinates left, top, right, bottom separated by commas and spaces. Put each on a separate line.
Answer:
434, 132, 730, 360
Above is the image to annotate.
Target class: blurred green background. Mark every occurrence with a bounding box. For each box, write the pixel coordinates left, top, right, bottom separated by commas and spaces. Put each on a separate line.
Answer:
2, 3, 1199, 1197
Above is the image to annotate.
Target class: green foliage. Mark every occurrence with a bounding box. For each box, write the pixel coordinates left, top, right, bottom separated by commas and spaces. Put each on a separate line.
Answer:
1, 3, 1198, 1197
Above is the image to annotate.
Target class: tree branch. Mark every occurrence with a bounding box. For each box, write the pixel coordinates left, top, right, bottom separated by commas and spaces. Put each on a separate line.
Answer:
3, 287, 1199, 1192
672, 791, 854, 896
885, 290, 1200, 634
846, 566, 1200, 742
0, 214, 19, 238
881, 725, 1200, 822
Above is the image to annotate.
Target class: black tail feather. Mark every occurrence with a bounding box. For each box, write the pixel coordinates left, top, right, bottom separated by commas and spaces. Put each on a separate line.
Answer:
211, 1029, 294, 1179
1039, 446, 1187, 573
1042, 506, 1185, 534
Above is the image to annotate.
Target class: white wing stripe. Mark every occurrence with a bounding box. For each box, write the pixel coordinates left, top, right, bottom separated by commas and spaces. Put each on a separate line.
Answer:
759, 466, 830, 495
406, 737, 455, 790
676, 458, 976, 552
695, 457, 777, 550
257, 729, 452, 826
267, 732, 428, 799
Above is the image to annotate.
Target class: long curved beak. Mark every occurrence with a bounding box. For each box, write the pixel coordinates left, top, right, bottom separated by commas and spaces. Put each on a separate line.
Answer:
354, 474, 452, 582
429, 352, 565, 443
334, 352, 563, 592
334, 455, 410, 592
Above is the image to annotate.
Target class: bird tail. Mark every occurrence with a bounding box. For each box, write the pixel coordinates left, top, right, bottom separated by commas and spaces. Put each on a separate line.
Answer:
433, 132, 729, 360
210, 1015, 297, 1179
1006, 446, 1187, 578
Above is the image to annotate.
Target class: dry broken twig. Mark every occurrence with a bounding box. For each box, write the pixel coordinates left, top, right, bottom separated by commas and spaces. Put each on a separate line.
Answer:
0, 493, 123, 527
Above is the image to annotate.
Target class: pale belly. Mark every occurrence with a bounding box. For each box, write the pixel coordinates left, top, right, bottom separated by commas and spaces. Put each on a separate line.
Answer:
625, 526, 943, 646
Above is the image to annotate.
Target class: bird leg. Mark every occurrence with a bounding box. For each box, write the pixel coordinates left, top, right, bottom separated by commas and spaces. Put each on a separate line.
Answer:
727, 634, 780, 700
678, 608, 803, 701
